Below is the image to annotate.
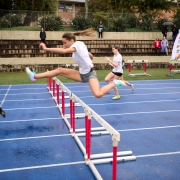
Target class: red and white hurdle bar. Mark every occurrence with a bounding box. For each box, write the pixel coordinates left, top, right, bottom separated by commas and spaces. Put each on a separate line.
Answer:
166, 61, 180, 76
128, 60, 151, 77
47, 77, 136, 180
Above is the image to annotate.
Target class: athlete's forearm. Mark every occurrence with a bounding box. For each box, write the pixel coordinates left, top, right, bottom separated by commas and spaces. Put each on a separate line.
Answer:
43, 48, 66, 54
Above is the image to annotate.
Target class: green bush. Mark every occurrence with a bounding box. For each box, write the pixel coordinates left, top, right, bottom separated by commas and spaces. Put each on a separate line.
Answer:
39, 16, 63, 31
156, 17, 168, 30
139, 15, 154, 31
173, 8, 180, 29
71, 16, 90, 30
112, 16, 127, 32
0, 13, 22, 28
126, 14, 139, 28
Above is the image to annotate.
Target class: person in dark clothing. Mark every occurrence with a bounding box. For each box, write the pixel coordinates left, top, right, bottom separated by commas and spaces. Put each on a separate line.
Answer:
0, 107, 5, 117
171, 24, 179, 44
97, 21, 104, 40
40, 27, 46, 44
162, 25, 168, 38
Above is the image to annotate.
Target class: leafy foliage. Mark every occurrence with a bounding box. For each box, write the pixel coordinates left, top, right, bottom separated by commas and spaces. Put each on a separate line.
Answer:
12, 0, 58, 12
139, 15, 154, 31
39, 16, 63, 31
113, 16, 127, 32
173, 7, 180, 29
126, 14, 139, 28
156, 17, 168, 30
71, 16, 90, 30
0, 13, 22, 28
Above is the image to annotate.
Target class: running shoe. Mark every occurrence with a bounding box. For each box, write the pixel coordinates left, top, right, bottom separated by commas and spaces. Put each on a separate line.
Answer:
0, 107, 5, 118
131, 84, 134, 91
113, 80, 126, 88
26, 67, 36, 81
112, 95, 120, 100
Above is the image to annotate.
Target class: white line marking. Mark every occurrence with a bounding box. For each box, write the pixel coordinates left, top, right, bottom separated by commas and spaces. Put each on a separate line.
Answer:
0, 117, 61, 123
1, 125, 179, 142
0, 161, 85, 173
79, 91, 180, 99
100, 109, 180, 117
88, 99, 180, 106
0, 92, 49, 95
136, 151, 180, 158
0, 85, 11, 106
0, 134, 71, 142
118, 125, 180, 132
0, 151, 179, 173
4, 98, 53, 102
4, 106, 57, 111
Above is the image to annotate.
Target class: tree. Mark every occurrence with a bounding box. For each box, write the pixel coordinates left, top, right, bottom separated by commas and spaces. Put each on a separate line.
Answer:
131, 0, 172, 14
10, 0, 59, 26
13, 0, 58, 12
0, 0, 12, 10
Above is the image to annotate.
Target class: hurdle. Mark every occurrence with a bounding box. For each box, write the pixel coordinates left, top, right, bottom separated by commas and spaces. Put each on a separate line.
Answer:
47, 77, 136, 180
128, 60, 151, 77
166, 61, 180, 76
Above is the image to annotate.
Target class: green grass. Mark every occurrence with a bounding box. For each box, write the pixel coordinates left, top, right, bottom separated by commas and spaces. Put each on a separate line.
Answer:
0, 68, 179, 85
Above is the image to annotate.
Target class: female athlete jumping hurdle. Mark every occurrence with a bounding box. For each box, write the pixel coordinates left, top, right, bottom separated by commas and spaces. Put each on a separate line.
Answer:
26, 28, 126, 98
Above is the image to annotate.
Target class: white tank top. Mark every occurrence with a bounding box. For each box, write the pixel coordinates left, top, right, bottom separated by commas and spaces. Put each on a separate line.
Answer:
70, 41, 93, 74
112, 53, 123, 73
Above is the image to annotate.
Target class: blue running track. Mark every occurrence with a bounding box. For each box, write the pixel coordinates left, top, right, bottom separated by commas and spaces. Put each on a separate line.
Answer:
0, 79, 180, 180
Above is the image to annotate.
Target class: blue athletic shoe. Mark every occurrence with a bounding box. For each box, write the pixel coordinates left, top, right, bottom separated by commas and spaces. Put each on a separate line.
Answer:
113, 80, 126, 88
26, 67, 36, 82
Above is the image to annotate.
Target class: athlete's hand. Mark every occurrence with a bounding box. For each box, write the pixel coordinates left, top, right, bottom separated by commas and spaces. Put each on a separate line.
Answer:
39, 43, 47, 50
105, 57, 111, 62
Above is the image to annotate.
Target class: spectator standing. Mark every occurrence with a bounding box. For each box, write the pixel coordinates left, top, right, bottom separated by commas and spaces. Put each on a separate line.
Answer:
161, 36, 168, 55
40, 27, 46, 44
153, 38, 161, 55
98, 21, 104, 40
162, 25, 168, 38
171, 24, 179, 44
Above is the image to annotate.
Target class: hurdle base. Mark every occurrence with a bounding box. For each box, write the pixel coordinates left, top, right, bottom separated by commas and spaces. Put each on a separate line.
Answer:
166, 70, 180, 77
128, 73, 151, 77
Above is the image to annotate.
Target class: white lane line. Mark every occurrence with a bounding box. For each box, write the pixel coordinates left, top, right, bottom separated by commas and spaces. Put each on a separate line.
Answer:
1, 125, 179, 142
118, 125, 180, 132
136, 151, 180, 158
0, 161, 85, 173
1, 86, 180, 95
88, 99, 180, 106
0, 134, 71, 142
2, 98, 180, 111
79, 92, 180, 99
0, 117, 61, 123
0, 92, 49, 95
0, 151, 179, 173
3, 106, 57, 111
100, 109, 180, 117
4, 98, 53, 102
1, 92, 179, 103
1, 89, 180, 98
0, 85, 11, 106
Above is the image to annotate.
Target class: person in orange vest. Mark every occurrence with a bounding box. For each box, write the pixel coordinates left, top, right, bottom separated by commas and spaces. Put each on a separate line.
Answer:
153, 38, 161, 55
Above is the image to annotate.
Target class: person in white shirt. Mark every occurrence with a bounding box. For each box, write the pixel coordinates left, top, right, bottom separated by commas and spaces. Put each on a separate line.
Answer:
105, 46, 134, 100
161, 36, 168, 55
26, 28, 126, 98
